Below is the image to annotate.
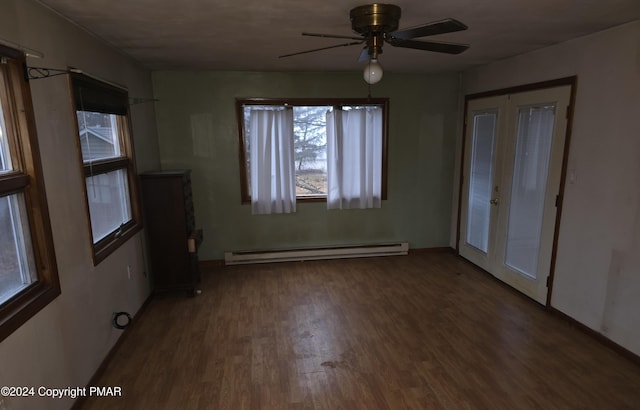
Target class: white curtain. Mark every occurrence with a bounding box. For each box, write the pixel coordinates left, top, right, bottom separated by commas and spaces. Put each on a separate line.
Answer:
326, 107, 382, 209
250, 108, 296, 214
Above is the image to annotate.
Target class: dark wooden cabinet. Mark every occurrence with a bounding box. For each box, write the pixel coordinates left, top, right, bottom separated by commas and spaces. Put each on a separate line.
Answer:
140, 170, 202, 295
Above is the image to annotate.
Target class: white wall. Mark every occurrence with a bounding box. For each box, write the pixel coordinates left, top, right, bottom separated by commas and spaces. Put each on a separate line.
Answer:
458, 20, 640, 355
0, 1, 160, 409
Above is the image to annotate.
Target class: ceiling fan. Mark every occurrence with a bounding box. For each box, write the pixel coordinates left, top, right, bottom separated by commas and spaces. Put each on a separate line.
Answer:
279, 4, 469, 84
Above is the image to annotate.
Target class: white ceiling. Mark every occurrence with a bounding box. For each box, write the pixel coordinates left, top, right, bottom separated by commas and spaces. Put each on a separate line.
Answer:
37, 0, 640, 73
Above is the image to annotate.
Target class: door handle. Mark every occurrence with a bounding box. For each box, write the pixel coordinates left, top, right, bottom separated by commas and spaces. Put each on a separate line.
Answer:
490, 198, 499, 205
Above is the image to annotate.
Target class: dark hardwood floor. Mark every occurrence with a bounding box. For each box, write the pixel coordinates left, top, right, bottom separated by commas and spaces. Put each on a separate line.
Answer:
80, 252, 640, 409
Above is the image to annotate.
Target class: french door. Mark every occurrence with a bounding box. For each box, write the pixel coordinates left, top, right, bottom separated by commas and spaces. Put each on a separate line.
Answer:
459, 85, 571, 304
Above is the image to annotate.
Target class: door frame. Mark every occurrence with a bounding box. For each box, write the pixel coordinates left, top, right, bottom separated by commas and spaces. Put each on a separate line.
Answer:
456, 76, 578, 306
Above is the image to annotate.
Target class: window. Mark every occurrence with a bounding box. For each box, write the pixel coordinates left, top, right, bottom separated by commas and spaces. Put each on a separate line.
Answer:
71, 73, 141, 264
236, 98, 388, 208
0, 46, 60, 342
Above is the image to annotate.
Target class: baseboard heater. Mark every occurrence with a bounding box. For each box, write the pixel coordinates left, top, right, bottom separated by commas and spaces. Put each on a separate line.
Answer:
224, 242, 409, 265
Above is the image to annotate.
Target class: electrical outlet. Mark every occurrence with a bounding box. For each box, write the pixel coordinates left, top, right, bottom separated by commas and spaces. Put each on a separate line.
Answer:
127, 265, 132, 280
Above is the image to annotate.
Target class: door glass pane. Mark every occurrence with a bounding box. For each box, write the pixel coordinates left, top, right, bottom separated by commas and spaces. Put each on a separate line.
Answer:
466, 111, 498, 253
505, 105, 555, 278
0, 193, 37, 305
86, 169, 131, 243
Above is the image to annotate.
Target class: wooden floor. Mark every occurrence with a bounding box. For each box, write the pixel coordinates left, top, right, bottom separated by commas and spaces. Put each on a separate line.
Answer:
80, 253, 640, 409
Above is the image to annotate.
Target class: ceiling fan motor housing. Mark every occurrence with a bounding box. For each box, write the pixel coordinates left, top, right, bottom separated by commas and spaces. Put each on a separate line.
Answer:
350, 4, 401, 35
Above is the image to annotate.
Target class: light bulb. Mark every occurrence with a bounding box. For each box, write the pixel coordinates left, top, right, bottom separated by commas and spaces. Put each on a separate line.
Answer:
363, 59, 383, 84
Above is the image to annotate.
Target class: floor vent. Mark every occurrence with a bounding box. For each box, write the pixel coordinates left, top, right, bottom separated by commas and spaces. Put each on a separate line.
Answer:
224, 242, 409, 265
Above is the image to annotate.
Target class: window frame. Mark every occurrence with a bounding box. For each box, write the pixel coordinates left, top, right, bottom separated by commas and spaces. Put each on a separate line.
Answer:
70, 72, 142, 265
236, 97, 389, 203
0, 45, 60, 342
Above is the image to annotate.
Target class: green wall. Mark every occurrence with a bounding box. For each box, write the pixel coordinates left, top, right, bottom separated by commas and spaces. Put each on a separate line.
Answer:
151, 71, 460, 260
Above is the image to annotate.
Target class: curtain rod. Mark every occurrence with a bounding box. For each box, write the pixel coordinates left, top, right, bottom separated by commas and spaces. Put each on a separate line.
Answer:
0, 37, 44, 59
27, 66, 158, 104
26, 67, 127, 92
68, 68, 127, 91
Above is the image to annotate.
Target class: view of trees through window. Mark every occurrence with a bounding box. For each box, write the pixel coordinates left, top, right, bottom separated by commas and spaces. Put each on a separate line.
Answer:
239, 98, 388, 202
242, 106, 330, 197
293, 106, 328, 195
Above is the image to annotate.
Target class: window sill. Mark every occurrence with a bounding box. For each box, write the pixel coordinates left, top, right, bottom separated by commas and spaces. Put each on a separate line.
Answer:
241, 195, 327, 204
92, 221, 142, 265
0, 282, 61, 342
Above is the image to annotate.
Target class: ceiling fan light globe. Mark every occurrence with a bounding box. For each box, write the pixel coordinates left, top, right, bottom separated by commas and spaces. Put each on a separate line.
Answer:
364, 59, 383, 84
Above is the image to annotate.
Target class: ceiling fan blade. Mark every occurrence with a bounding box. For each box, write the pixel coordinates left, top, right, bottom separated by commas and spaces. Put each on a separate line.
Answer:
389, 18, 468, 40
279, 41, 364, 58
302, 32, 364, 41
357, 46, 370, 63
386, 38, 469, 54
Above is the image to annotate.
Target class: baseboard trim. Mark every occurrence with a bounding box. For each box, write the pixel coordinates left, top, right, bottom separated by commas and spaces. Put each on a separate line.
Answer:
457, 253, 640, 367
71, 294, 153, 409
549, 307, 640, 367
